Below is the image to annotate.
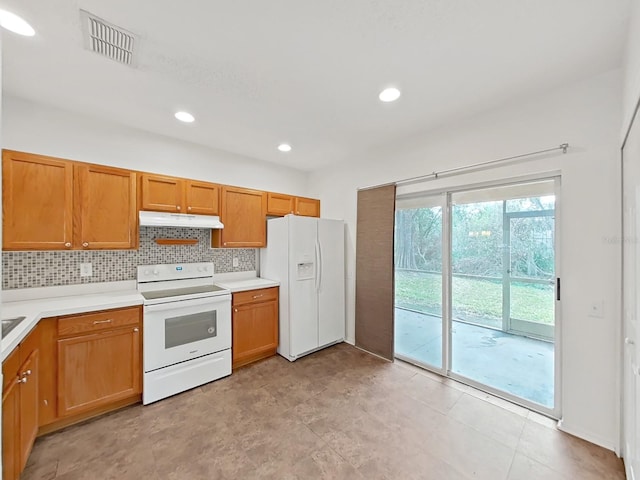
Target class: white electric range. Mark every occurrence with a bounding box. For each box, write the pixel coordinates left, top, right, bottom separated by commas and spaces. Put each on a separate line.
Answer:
137, 262, 231, 405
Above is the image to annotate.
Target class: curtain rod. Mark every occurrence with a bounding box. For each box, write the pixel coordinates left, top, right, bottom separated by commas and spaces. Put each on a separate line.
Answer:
358, 143, 569, 191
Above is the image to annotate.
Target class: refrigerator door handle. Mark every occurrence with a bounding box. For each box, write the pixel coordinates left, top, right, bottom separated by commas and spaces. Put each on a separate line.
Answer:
315, 238, 320, 292
317, 237, 323, 293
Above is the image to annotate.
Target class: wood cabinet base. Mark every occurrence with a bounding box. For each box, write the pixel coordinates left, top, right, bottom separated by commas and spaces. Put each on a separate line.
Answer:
38, 395, 141, 437
232, 347, 277, 370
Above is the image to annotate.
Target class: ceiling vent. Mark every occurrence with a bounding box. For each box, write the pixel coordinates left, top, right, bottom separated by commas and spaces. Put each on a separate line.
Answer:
80, 10, 137, 66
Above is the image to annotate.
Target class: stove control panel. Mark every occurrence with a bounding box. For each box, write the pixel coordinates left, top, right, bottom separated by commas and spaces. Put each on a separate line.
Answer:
137, 262, 214, 283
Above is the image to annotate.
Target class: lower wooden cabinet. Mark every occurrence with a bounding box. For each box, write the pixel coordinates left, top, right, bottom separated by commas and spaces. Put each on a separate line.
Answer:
1, 306, 142, 479
232, 287, 279, 369
2, 351, 21, 480
57, 308, 142, 418
2, 328, 40, 480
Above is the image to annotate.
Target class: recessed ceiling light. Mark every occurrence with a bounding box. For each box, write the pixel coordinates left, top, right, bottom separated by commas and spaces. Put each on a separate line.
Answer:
0, 10, 35, 36
379, 87, 401, 103
174, 111, 195, 123
278, 143, 292, 152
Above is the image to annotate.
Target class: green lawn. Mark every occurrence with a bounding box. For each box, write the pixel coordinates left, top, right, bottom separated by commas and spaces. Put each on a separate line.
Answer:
394, 270, 554, 325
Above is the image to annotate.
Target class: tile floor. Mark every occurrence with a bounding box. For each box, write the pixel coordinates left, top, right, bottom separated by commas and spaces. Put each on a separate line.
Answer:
23, 343, 624, 480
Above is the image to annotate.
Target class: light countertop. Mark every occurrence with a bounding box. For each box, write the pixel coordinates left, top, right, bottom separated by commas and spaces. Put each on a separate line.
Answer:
213, 271, 279, 293
1, 272, 279, 361
1, 283, 143, 362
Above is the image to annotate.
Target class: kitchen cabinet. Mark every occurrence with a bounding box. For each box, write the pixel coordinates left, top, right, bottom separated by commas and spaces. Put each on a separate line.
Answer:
75, 164, 137, 249
140, 173, 220, 215
266, 192, 320, 217
2, 327, 41, 480
212, 186, 267, 247
57, 307, 142, 418
294, 196, 320, 217
2, 150, 73, 250
2, 150, 137, 250
232, 287, 279, 369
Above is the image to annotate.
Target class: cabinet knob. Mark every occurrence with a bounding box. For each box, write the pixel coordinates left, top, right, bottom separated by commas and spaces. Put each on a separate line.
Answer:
133, 327, 139, 332
82, 242, 89, 247
188, 206, 192, 211
17, 377, 27, 384
65, 242, 72, 248
626, 337, 636, 345
22, 369, 32, 376
176, 206, 181, 211
234, 308, 238, 313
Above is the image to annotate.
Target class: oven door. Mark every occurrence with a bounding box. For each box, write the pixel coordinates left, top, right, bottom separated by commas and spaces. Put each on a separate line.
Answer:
143, 295, 231, 372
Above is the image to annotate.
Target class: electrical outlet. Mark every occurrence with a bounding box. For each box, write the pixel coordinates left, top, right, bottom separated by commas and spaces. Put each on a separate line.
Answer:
232, 257, 239, 268
80, 263, 93, 277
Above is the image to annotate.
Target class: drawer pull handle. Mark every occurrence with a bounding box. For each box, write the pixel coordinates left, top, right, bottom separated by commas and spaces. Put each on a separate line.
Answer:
17, 377, 27, 384
93, 319, 113, 325
22, 369, 32, 376
252, 294, 264, 299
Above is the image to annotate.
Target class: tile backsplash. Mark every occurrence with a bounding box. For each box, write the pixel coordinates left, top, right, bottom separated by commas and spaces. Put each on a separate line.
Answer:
2, 227, 257, 289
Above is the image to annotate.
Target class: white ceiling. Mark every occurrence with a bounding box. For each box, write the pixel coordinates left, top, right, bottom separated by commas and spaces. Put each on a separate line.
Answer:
0, 1, 631, 171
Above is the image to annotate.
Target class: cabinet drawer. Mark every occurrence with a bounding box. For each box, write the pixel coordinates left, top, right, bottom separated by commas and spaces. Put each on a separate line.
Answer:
232, 287, 278, 306
58, 307, 140, 337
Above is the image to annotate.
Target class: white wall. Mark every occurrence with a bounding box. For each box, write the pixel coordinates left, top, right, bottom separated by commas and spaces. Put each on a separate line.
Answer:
309, 69, 622, 451
623, 0, 640, 136
2, 96, 309, 196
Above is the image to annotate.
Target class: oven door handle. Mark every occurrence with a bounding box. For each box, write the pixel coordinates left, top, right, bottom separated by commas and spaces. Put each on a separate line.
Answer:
143, 295, 230, 312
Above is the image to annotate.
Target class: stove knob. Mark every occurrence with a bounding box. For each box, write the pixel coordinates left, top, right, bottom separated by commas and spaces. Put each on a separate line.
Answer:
197, 266, 203, 272
203, 265, 209, 272
153, 270, 159, 276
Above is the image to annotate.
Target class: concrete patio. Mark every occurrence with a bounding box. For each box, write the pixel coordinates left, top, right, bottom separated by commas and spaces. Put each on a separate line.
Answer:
394, 307, 554, 408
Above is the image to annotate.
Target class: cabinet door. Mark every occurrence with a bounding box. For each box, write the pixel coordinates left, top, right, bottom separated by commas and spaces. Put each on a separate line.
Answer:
213, 186, 267, 247
232, 300, 278, 368
57, 326, 141, 417
2, 378, 20, 480
2, 150, 73, 250
267, 192, 294, 216
185, 180, 219, 215
140, 174, 184, 213
76, 165, 137, 249
294, 197, 320, 217
18, 350, 38, 471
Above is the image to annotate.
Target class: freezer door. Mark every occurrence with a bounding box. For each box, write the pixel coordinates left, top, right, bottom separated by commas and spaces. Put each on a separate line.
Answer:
317, 219, 345, 346
289, 216, 319, 356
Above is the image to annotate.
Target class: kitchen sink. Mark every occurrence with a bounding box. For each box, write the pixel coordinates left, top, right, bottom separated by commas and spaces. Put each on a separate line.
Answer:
1, 316, 26, 339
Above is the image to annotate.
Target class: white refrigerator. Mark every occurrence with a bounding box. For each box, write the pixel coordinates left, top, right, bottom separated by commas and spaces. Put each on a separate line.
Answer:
260, 215, 345, 361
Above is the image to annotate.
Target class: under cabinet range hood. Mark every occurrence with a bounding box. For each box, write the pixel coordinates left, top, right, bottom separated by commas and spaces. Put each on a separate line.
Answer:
139, 211, 224, 229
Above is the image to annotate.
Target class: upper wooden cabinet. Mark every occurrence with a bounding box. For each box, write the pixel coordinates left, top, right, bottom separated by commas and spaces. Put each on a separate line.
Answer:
140, 174, 184, 213
140, 173, 220, 215
212, 186, 267, 247
2, 150, 74, 250
266, 192, 320, 218
185, 180, 219, 215
267, 192, 295, 216
295, 196, 320, 217
75, 164, 137, 249
2, 151, 137, 250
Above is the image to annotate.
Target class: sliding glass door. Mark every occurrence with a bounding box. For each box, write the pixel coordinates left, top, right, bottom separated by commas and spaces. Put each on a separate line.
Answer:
394, 194, 445, 371
394, 178, 559, 415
